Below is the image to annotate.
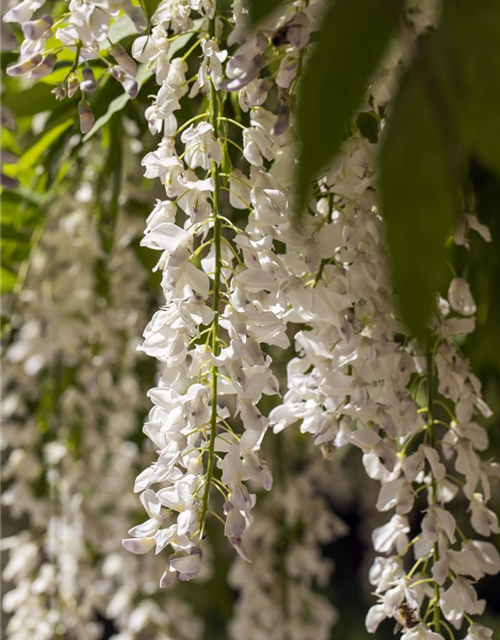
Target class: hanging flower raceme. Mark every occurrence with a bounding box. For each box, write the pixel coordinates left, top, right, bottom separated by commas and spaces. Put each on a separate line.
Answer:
123, 0, 295, 586
260, 2, 500, 639
365, 265, 499, 640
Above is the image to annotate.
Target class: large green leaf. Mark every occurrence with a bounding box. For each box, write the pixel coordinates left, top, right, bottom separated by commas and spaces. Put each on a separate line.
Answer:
441, 0, 500, 176
249, 0, 283, 23
108, 13, 142, 42
379, 40, 462, 337
297, 0, 403, 206
2, 83, 67, 118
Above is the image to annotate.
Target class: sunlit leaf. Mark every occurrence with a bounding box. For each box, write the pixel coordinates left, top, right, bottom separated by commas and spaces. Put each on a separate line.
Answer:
108, 13, 142, 42
0, 266, 17, 294
5, 120, 74, 177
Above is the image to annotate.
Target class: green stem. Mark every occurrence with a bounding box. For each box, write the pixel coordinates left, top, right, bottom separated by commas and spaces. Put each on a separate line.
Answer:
174, 112, 210, 138
198, 10, 221, 544
313, 193, 334, 287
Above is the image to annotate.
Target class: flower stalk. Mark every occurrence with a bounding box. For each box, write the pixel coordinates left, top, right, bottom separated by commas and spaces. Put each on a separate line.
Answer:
199, 10, 222, 543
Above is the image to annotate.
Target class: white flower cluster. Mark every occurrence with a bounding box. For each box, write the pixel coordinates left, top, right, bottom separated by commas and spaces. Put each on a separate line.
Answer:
1, 178, 202, 640
123, 0, 302, 586
266, 3, 500, 639
229, 432, 349, 640
364, 272, 499, 640
2, 0, 145, 132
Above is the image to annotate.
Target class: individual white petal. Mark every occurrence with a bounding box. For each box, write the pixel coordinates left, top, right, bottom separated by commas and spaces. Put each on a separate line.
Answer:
159, 568, 177, 588
365, 603, 386, 633
372, 515, 409, 554
224, 506, 246, 538
128, 518, 160, 538
122, 537, 155, 555
140, 489, 162, 519
229, 536, 252, 563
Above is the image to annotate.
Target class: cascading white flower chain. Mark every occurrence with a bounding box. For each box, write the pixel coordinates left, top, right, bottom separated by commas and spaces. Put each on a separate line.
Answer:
266, 3, 500, 639
122, 0, 304, 585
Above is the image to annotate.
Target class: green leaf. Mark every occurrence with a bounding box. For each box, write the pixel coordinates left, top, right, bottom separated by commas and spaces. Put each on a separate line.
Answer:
1, 191, 44, 227
139, 0, 161, 21
94, 115, 123, 255
108, 13, 142, 42
379, 43, 461, 337
297, 0, 403, 206
0, 316, 10, 337
441, 0, 500, 176
0, 225, 30, 267
2, 83, 59, 118
5, 119, 74, 176
0, 266, 17, 294
249, 0, 283, 24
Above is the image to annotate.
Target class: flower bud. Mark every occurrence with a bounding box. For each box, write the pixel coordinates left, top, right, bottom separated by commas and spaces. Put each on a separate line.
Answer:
78, 100, 95, 134
448, 277, 476, 316
126, 5, 148, 33
1, 173, 19, 189
110, 43, 137, 77
68, 75, 80, 98
29, 53, 57, 79
6, 54, 42, 76
109, 65, 138, 99
271, 103, 289, 136
21, 14, 53, 41
80, 67, 97, 92
229, 536, 252, 563
159, 568, 176, 588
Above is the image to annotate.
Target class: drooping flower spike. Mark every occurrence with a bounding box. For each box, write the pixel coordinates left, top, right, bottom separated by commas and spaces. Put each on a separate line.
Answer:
122, 0, 305, 586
